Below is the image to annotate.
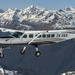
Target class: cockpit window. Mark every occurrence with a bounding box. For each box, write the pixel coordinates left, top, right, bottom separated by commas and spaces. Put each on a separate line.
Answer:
23, 34, 27, 38
12, 32, 23, 38
29, 34, 33, 38
42, 34, 46, 38
51, 34, 55, 37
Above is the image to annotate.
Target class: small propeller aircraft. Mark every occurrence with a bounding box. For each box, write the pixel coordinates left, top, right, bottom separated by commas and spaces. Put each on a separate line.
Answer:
0, 27, 75, 58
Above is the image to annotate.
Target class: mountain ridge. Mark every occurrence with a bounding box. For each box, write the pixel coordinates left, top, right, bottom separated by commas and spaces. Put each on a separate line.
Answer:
0, 5, 75, 30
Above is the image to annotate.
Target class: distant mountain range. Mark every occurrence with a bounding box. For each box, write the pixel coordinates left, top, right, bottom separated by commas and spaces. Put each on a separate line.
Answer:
0, 5, 75, 30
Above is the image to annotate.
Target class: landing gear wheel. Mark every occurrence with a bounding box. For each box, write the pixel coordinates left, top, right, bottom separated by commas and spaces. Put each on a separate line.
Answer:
0, 53, 4, 58
35, 51, 41, 57
20, 50, 25, 55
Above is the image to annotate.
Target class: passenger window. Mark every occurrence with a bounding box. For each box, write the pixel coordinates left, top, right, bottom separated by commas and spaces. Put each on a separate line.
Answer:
35, 34, 41, 38
57, 34, 60, 37
47, 34, 50, 38
65, 34, 68, 37
62, 34, 64, 37
29, 34, 33, 38
38, 35, 41, 38
23, 34, 27, 38
64, 34, 66, 37
35, 34, 38, 36
62, 34, 68, 37
51, 34, 55, 37
42, 34, 46, 38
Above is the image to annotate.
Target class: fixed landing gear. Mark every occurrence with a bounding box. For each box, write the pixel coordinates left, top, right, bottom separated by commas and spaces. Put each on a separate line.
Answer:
35, 46, 41, 57
20, 46, 26, 55
20, 45, 41, 57
20, 50, 25, 55
35, 51, 41, 57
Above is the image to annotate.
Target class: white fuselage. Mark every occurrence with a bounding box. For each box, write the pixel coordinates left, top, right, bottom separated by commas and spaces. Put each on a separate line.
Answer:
0, 30, 75, 46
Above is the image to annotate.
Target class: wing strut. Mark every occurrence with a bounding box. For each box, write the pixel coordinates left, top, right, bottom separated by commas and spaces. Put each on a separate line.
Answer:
20, 30, 49, 56
20, 32, 44, 56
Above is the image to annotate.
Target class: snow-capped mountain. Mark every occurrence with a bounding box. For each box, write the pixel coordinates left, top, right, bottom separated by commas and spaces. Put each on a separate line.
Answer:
0, 5, 75, 30
0, 67, 22, 75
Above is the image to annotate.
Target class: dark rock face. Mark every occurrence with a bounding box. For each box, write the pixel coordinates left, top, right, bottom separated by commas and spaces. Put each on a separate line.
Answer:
0, 37, 75, 75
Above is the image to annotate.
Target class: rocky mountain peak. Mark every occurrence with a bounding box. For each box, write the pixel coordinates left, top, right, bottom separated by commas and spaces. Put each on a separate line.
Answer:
0, 6, 75, 30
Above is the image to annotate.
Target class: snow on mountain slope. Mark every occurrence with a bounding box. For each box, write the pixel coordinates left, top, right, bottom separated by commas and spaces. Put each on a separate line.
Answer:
0, 5, 75, 30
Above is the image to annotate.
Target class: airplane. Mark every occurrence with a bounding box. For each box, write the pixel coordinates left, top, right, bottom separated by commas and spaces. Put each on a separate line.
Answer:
0, 27, 75, 58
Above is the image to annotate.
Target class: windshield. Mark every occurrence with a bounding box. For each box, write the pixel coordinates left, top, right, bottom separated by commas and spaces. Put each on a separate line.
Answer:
12, 32, 23, 38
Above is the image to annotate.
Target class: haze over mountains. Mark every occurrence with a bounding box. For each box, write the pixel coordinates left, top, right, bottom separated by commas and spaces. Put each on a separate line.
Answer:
0, 5, 75, 30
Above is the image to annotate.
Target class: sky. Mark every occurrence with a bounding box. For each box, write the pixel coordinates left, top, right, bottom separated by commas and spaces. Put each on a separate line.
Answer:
0, 0, 75, 10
